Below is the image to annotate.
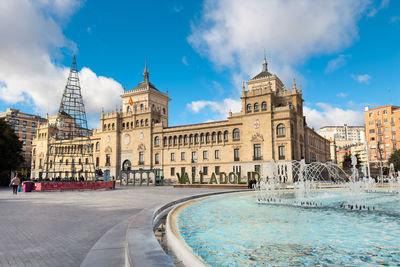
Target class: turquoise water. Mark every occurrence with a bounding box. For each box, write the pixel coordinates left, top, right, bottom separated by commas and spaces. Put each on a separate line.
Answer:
177, 191, 400, 266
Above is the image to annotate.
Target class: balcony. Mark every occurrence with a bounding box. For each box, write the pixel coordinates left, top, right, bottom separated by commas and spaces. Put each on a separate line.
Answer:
253, 156, 263, 161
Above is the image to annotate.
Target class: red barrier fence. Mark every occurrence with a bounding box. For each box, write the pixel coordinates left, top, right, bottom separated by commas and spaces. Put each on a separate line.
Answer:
32, 181, 115, 191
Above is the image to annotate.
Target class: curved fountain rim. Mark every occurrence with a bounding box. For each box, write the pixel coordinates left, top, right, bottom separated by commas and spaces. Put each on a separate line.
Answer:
166, 191, 251, 267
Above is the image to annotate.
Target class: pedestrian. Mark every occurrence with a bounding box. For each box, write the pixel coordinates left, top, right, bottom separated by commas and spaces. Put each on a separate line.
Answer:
10, 174, 21, 195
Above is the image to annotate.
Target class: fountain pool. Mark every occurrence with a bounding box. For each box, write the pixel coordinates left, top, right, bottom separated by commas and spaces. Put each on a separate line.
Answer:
174, 190, 400, 266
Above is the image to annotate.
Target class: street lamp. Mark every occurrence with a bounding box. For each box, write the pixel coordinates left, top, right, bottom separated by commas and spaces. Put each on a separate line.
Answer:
377, 141, 384, 186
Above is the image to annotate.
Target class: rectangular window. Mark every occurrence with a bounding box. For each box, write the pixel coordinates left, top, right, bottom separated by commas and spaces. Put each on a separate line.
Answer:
22, 135, 26, 139
215, 150, 220, 159
106, 154, 111, 166
31, 129, 36, 133
171, 153, 175, 161
234, 149, 240, 161
385, 127, 388, 132
22, 127, 26, 132
253, 144, 261, 160
181, 167, 186, 175
191, 167, 196, 178
170, 167, 175, 176
215, 166, 220, 175
203, 166, 208, 175
384, 118, 388, 123
96, 157, 99, 167
192, 151, 197, 163
32, 122, 36, 127
203, 150, 208, 160
14, 126, 19, 131
139, 152, 144, 165
278, 146, 285, 160
23, 121, 27, 126
181, 152, 185, 161
39, 158, 42, 168
369, 113, 372, 118
155, 153, 159, 164
15, 120, 19, 125
254, 165, 261, 173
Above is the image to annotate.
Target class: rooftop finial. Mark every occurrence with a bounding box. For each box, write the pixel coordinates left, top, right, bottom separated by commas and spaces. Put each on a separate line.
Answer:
242, 81, 245, 92
262, 49, 268, 72
143, 59, 149, 82
293, 78, 296, 89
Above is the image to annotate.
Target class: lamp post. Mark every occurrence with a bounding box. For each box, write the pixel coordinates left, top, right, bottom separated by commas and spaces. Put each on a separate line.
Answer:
377, 141, 384, 187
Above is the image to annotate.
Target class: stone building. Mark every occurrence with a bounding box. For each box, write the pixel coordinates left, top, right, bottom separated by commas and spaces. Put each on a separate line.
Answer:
31, 57, 330, 183
0, 108, 46, 175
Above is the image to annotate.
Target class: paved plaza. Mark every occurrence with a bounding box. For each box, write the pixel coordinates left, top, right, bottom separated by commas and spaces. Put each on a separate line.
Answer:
0, 186, 233, 267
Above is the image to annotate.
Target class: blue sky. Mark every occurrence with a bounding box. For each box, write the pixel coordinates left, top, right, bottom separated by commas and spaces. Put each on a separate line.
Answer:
0, 0, 399, 130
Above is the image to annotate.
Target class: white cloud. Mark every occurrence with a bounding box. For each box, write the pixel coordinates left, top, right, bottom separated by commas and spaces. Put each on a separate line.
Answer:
390, 16, 400, 23
367, 0, 390, 17
187, 98, 242, 120
304, 103, 364, 130
0, 0, 122, 128
182, 56, 189, 66
325, 55, 351, 74
188, 0, 372, 84
352, 74, 371, 84
336, 92, 348, 98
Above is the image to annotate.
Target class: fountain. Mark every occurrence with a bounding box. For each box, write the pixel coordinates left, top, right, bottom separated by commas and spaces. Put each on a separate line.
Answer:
388, 163, 400, 193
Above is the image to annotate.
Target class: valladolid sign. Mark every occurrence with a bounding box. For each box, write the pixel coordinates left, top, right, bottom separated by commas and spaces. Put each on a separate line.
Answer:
177, 172, 260, 185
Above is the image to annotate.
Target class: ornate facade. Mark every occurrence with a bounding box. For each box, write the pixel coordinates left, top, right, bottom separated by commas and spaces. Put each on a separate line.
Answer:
31, 57, 330, 183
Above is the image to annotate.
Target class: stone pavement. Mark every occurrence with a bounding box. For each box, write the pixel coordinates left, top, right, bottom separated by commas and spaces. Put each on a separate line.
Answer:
0, 186, 233, 267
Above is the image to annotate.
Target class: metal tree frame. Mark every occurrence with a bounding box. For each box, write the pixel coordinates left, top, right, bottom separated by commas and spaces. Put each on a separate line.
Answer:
43, 56, 96, 180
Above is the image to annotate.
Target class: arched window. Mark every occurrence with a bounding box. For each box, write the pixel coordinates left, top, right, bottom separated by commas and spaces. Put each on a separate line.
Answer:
140, 119, 144, 126
154, 136, 160, 146
122, 160, 131, 171
112, 123, 115, 130
261, 101, 267, 110
126, 122, 129, 129
184, 135, 188, 145
254, 103, 259, 111
103, 124, 106, 130
96, 142, 100, 151
247, 104, 252, 112
136, 120, 139, 127
195, 134, 199, 144
163, 137, 167, 146
140, 104, 144, 110
131, 122, 133, 128
163, 108, 166, 114
217, 131, 222, 142
127, 106, 131, 113
169, 136, 172, 145
200, 133, 204, 143
212, 132, 216, 142
174, 136, 177, 146
145, 119, 148, 126
206, 133, 210, 143
277, 124, 286, 136
122, 122, 125, 129
233, 128, 240, 140
179, 135, 183, 145
108, 124, 110, 129
189, 134, 194, 144
224, 130, 229, 141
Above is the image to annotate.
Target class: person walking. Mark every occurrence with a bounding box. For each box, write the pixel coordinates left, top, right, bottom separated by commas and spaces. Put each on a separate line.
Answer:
10, 174, 21, 195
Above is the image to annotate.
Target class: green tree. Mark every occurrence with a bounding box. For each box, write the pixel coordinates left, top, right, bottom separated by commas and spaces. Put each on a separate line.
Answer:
0, 118, 24, 186
388, 149, 400, 171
